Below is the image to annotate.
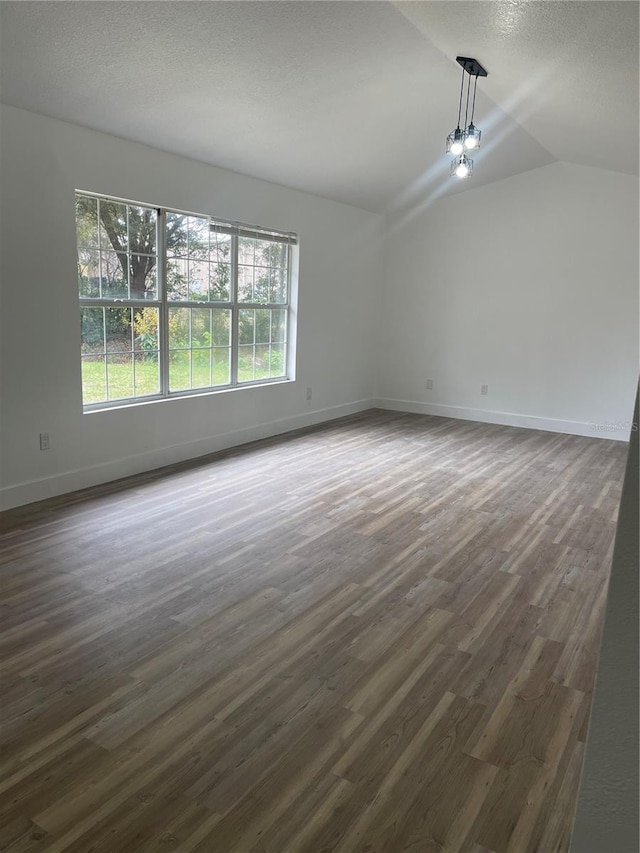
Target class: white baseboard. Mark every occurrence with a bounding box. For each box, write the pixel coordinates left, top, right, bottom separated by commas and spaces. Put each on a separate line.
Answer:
2, 397, 630, 511
374, 397, 633, 442
0, 399, 374, 511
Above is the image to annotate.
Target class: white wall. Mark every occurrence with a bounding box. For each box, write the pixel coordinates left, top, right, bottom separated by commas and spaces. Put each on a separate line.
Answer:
378, 162, 639, 439
0, 105, 384, 509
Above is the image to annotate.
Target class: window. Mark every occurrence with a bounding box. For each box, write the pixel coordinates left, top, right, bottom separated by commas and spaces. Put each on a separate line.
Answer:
76, 193, 295, 408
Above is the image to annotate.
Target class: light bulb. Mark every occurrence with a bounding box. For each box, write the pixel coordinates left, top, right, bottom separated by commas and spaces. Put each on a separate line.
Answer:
446, 126, 465, 156
450, 153, 472, 179
464, 123, 481, 150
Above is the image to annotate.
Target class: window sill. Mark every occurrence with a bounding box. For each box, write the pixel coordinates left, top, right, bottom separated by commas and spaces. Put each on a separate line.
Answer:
83, 377, 294, 414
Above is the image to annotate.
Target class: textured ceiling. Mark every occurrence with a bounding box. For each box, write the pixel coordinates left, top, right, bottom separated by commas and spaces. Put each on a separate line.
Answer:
396, 1, 640, 178
0, 1, 637, 214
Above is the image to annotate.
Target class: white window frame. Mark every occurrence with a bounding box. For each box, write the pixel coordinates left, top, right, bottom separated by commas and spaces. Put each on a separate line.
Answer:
77, 191, 297, 411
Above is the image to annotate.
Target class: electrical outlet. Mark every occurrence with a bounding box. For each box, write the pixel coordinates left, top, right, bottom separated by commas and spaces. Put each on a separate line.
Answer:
306, 387, 312, 401
39, 432, 50, 451
480, 384, 489, 396
426, 378, 434, 390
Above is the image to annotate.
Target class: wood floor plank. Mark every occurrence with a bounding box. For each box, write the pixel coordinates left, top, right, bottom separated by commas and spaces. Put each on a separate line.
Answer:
0, 410, 627, 852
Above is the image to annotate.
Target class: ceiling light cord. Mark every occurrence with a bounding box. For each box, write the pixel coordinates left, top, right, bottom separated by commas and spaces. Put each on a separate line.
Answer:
471, 74, 478, 124
463, 70, 471, 132
456, 65, 465, 129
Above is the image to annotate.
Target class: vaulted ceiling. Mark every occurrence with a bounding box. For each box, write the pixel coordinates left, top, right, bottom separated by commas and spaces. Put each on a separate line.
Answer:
1, 1, 637, 213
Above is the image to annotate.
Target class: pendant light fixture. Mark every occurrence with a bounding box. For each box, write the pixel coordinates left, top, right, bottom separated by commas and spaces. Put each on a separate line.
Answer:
446, 56, 488, 178
451, 153, 473, 178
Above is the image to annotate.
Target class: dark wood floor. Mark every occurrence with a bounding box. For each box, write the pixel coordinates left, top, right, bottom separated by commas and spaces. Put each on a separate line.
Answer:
0, 410, 628, 852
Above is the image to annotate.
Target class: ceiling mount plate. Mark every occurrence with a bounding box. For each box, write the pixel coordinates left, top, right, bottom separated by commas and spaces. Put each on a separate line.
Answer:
456, 56, 488, 78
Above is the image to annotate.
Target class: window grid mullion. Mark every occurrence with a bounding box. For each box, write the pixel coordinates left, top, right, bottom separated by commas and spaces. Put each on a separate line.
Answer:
97, 198, 103, 299
130, 307, 135, 397
188, 307, 193, 389
165, 301, 233, 309
102, 306, 109, 400
269, 311, 273, 379
254, 306, 258, 382
158, 209, 170, 397
231, 234, 239, 387
209, 310, 213, 387
125, 203, 130, 299
80, 299, 162, 308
